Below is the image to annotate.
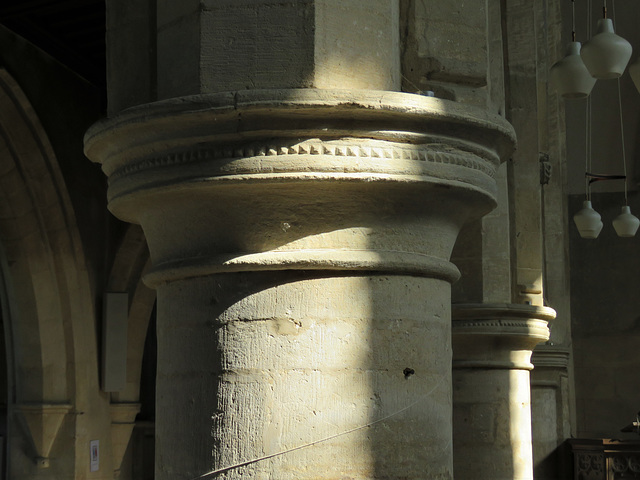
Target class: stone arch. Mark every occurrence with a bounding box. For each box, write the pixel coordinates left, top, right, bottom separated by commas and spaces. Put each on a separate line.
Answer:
105, 223, 156, 475
0, 68, 97, 468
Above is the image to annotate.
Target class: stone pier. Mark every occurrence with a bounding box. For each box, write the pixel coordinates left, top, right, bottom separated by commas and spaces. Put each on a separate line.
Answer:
85, 90, 514, 478
86, 0, 517, 477
452, 303, 554, 480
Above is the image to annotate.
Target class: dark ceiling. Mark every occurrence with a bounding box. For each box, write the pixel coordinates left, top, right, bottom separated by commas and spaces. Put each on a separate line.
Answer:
0, 0, 106, 86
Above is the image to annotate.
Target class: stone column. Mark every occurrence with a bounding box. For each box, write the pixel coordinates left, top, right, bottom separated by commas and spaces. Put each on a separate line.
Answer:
85, 89, 514, 479
452, 303, 554, 480
94, 0, 515, 478
531, 345, 572, 480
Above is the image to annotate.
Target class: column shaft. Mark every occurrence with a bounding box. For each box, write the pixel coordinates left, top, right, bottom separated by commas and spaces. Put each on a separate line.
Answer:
157, 273, 452, 478
452, 303, 554, 480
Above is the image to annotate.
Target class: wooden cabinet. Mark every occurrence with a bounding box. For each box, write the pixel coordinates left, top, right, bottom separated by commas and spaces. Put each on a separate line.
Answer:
571, 439, 640, 480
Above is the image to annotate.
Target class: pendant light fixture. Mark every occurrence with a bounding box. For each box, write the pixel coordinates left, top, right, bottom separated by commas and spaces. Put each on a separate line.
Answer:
581, 1, 632, 79
574, 0, 638, 239
550, 0, 596, 98
574, 200, 604, 238
613, 206, 640, 237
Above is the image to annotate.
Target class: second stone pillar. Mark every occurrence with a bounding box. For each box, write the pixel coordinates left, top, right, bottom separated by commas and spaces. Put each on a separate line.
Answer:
452, 303, 554, 480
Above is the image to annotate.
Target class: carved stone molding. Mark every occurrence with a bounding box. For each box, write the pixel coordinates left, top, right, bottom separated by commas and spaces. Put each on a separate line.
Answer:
17, 403, 72, 468
109, 139, 498, 182
452, 303, 555, 370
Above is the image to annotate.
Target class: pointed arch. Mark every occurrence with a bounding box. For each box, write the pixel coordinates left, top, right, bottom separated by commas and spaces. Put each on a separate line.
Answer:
106, 224, 155, 474
0, 68, 98, 469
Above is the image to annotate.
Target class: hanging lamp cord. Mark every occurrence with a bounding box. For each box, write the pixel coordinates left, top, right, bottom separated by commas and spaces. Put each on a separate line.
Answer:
571, 0, 576, 42
585, 98, 591, 200
584, 0, 593, 201
616, 79, 627, 205
613, 0, 629, 205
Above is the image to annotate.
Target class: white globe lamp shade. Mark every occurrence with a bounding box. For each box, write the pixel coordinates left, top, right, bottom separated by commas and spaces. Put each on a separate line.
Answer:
612, 205, 640, 237
574, 201, 603, 239
550, 42, 596, 98
629, 58, 640, 94
581, 18, 632, 79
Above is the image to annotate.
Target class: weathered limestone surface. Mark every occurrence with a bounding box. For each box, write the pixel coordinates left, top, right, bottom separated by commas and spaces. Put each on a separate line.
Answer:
86, 89, 515, 479
452, 161, 512, 305
452, 303, 554, 480
427, 0, 512, 306
157, 274, 453, 479
401, 0, 489, 106
156, 0, 399, 99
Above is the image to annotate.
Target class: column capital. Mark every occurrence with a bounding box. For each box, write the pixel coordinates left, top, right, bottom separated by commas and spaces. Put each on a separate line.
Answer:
85, 90, 515, 287
452, 303, 555, 370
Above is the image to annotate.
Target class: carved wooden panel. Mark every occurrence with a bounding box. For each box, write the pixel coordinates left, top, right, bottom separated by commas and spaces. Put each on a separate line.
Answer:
608, 453, 640, 479
571, 440, 640, 480
577, 452, 605, 480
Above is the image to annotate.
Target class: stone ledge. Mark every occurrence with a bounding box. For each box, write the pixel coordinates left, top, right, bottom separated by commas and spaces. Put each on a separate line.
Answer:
144, 249, 461, 287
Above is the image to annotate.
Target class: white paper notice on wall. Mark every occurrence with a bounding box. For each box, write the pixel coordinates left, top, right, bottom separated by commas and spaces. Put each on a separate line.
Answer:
90, 440, 99, 472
